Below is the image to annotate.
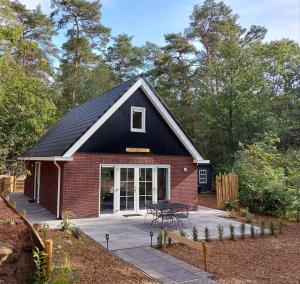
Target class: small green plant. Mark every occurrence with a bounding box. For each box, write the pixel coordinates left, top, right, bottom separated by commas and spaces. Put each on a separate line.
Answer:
250, 225, 255, 238
192, 226, 199, 241
240, 223, 246, 239
260, 221, 266, 236
240, 207, 249, 217
157, 231, 164, 248
227, 209, 236, 218
180, 230, 187, 238
204, 227, 210, 242
71, 226, 83, 239
41, 223, 49, 241
49, 252, 78, 283
245, 212, 254, 223
278, 219, 284, 234
4, 219, 15, 225
269, 222, 276, 235
225, 200, 238, 211
217, 225, 224, 241
59, 211, 75, 232
167, 236, 172, 246
33, 246, 48, 283
229, 224, 235, 240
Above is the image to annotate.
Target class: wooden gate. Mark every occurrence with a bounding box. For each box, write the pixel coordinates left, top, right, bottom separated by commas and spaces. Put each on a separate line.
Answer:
216, 173, 239, 209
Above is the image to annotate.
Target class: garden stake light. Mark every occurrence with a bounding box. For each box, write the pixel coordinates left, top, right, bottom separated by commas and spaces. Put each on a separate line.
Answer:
150, 231, 153, 247
105, 233, 109, 250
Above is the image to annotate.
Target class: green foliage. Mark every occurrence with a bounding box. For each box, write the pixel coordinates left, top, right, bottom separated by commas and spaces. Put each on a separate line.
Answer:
49, 252, 78, 284
234, 133, 300, 218
260, 221, 266, 236
59, 211, 75, 232
278, 220, 284, 234
239, 223, 246, 239
71, 226, 83, 239
225, 200, 238, 211
157, 231, 164, 248
41, 223, 49, 241
217, 225, 224, 241
229, 224, 235, 240
269, 222, 275, 236
180, 230, 188, 238
191, 226, 199, 241
250, 225, 255, 238
204, 227, 210, 242
33, 246, 48, 284
227, 209, 236, 218
3, 218, 15, 225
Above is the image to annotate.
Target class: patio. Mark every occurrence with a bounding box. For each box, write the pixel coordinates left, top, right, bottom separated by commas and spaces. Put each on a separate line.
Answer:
7, 192, 253, 250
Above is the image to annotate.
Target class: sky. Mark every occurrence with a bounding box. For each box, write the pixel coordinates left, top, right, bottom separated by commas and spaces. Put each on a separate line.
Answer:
19, 0, 300, 48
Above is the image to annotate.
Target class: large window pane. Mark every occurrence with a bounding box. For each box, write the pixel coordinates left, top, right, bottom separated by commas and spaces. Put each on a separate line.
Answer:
132, 111, 142, 129
101, 167, 114, 213
157, 168, 168, 201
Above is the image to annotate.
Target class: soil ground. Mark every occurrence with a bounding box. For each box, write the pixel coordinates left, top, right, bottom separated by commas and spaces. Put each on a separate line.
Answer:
163, 192, 300, 283
47, 229, 156, 284
0, 197, 34, 284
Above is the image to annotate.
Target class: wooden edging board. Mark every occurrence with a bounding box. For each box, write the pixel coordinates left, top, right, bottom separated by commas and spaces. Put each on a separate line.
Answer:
1, 194, 45, 249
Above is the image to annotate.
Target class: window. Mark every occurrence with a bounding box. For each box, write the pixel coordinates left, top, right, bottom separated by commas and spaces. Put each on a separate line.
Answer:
131, 107, 145, 132
199, 169, 207, 184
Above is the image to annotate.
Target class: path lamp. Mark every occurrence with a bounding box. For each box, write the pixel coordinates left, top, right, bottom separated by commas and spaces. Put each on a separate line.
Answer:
105, 233, 109, 250
150, 231, 153, 247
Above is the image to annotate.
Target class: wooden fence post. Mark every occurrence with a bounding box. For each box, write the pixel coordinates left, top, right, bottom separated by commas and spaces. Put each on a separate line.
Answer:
202, 241, 208, 272
45, 239, 53, 279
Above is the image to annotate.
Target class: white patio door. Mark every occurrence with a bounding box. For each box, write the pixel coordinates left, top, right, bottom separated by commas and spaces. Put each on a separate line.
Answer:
116, 166, 157, 213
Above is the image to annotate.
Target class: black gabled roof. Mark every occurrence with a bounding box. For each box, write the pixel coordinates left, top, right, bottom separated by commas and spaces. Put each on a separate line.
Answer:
25, 76, 141, 157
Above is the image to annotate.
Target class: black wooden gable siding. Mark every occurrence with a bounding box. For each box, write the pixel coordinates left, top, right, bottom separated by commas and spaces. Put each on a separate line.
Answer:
79, 88, 189, 156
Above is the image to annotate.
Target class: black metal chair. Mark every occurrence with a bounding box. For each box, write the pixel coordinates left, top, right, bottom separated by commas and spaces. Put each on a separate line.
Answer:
144, 201, 157, 223
173, 204, 191, 228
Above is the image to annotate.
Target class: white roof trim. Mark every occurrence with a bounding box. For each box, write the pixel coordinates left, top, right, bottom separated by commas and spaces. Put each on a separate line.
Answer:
18, 156, 73, 161
62, 78, 204, 163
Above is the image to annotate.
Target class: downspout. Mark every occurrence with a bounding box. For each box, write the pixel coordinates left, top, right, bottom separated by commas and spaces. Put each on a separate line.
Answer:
54, 161, 61, 219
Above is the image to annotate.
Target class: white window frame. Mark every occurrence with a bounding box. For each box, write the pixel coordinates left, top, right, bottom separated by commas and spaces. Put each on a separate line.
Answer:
199, 169, 207, 184
130, 106, 146, 133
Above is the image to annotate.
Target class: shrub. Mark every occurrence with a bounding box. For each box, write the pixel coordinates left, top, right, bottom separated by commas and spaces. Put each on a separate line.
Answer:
240, 223, 246, 239
229, 224, 235, 240
250, 225, 255, 238
269, 222, 275, 235
204, 227, 210, 242
217, 225, 224, 241
260, 221, 266, 236
72, 226, 83, 239
245, 211, 254, 223
33, 246, 48, 283
192, 226, 199, 241
225, 200, 238, 211
59, 211, 75, 232
157, 231, 164, 248
240, 207, 249, 217
180, 230, 188, 238
167, 236, 172, 246
227, 209, 236, 218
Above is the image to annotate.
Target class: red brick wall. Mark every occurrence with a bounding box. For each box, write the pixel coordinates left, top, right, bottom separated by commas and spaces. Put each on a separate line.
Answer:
24, 161, 34, 198
24, 161, 59, 216
62, 153, 198, 218
39, 161, 59, 216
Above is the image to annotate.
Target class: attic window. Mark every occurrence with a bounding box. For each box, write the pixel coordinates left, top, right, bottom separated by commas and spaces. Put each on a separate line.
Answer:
131, 107, 146, 132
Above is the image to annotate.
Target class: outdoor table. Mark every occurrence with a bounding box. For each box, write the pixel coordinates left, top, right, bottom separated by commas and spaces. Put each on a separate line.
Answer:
148, 202, 188, 228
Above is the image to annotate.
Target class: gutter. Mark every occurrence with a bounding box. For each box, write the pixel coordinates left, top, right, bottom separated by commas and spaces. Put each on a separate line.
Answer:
18, 156, 73, 161
54, 161, 61, 219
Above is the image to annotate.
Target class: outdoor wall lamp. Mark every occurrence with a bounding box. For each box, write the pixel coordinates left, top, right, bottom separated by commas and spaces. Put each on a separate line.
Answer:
105, 233, 109, 250
183, 167, 187, 172
150, 231, 153, 247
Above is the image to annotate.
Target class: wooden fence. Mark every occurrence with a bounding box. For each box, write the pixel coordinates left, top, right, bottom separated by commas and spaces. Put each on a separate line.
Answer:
0, 176, 25, 193
216, 172, 239, 209
163, 229, 209, 271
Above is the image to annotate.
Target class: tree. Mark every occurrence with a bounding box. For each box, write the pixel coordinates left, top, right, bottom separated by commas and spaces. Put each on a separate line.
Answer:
51, 0, 110, 109
9, 1, 57, 77
106, 33, 144, 80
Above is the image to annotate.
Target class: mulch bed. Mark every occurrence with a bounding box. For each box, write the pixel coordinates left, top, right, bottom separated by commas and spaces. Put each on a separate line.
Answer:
167, 192, 300, 283
198, 192, 219, 210
0, 197, 34, 284
47, 229, 155, 284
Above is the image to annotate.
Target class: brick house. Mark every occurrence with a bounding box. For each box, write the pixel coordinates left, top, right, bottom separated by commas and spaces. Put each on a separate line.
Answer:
20, 76, 210, 219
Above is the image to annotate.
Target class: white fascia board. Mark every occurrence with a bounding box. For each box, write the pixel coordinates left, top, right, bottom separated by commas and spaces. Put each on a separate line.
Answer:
18, 156, 73, 161
63, 78, 143, 158
195, 159, 210, 164
140, 80, 204, 163
62, 77, 205, 163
